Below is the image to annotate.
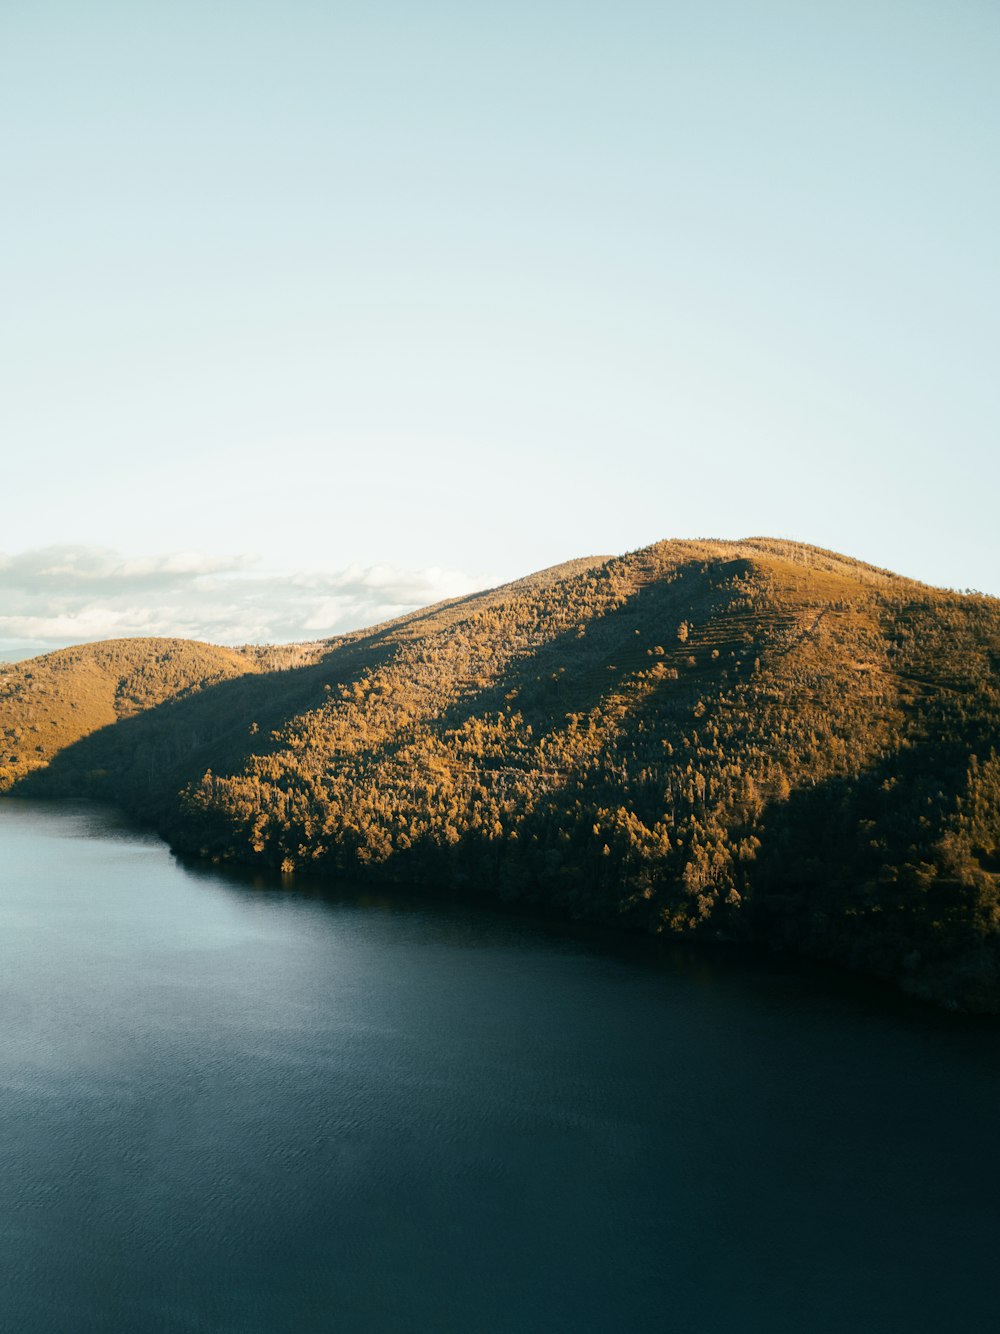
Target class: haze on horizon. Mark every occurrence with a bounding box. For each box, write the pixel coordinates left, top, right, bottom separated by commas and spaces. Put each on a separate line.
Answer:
3, 0, 998, 655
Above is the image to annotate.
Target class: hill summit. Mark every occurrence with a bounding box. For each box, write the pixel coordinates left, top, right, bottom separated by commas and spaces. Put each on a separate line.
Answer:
2, 538, 999, 1010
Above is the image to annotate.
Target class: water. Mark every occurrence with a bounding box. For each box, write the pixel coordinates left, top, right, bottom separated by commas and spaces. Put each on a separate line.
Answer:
1, 799, 999, 1334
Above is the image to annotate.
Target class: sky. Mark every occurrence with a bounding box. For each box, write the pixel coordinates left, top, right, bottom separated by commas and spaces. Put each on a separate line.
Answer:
3, 1, 998, 655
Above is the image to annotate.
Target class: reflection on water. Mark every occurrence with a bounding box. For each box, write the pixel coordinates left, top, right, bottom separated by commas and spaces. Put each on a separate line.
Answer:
1, 798, 999, 1334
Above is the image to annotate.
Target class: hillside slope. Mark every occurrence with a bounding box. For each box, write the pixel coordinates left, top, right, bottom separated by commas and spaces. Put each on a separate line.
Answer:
4, 539, 1000, 1010
0, 638, 262, 789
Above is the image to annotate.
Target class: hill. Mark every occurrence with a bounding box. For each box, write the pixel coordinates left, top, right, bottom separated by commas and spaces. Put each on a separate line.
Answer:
0, 636, 331, 790
3, 538, 999, 1010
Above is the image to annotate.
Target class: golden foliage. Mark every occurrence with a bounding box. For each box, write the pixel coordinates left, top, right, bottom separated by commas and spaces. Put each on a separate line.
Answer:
4, 539, 999, 1009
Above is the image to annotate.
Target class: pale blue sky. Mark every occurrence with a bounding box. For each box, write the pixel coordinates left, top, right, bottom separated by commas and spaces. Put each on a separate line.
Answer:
2, 1, 998, 648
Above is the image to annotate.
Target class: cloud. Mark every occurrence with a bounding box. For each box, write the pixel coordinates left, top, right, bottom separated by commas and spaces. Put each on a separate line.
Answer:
0, 545, 486, 658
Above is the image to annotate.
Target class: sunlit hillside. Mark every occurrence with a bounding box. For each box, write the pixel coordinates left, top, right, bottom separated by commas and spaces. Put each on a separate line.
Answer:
3, 539, 999, 1010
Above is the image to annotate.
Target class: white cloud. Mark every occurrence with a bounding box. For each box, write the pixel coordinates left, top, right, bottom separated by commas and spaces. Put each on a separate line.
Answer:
0, 545, 486, 658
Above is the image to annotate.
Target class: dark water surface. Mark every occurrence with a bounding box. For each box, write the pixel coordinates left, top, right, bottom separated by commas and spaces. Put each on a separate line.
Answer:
2, 800, 999, 1334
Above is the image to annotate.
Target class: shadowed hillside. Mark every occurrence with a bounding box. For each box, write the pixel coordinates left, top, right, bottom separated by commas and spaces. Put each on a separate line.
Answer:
4, 539, 1000, 1010
0, 638, 261, 789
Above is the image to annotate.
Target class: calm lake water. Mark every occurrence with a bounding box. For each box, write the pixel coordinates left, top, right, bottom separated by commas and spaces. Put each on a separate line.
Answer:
2, 799, 999, 1333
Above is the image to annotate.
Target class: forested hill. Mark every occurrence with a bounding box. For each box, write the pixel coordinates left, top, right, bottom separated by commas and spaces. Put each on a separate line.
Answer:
3, 538, 1000, 1011
0, 636, 328, 790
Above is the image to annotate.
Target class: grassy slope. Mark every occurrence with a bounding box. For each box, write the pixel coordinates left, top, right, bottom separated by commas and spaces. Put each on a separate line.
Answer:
0, 639, 262, 789
3, 539, 999, 1009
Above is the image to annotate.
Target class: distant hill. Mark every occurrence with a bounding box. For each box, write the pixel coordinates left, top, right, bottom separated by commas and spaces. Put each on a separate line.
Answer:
3, 538, 999, 1011
0, 636, 325, 788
